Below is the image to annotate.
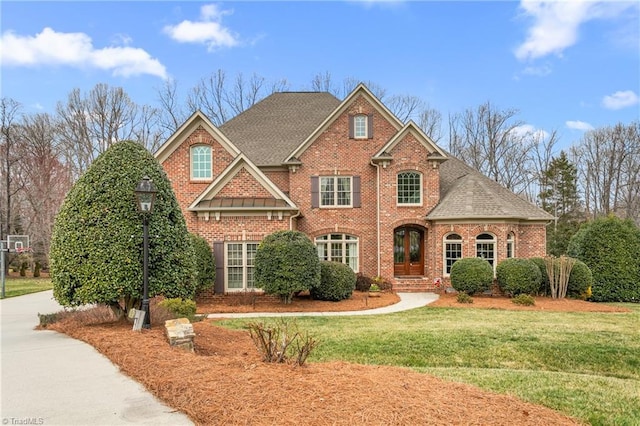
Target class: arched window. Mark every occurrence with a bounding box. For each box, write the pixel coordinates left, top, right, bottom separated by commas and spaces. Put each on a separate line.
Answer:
506, 233, 515, 258
315, 234, 359, 271
443, 233, 462, 275
190, 145, 212, 180
397, 171, 422, 205
476, 233, 496, 270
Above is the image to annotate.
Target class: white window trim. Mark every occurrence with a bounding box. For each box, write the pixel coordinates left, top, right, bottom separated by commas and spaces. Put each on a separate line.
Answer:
397, 171, 423, 206
354, 115, 368, 139
224, 242, 259, 292
475, 233, 497, 275
506, 233, 515, 258
443, 233, 463, 276
319, 176, 353, 208
190, 145, 213, 181
315, 234, 359, 272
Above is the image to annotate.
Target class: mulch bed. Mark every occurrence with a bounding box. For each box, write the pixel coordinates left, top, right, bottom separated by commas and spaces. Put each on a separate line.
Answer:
41, 292, 601, 425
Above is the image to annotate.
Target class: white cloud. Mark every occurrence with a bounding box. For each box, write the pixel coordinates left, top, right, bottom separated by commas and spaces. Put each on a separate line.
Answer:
511, 124, 549, 141
163, 4, 239, 51
515, 1, 636, 61
522, 64, 552, 77
0, 27, 167, 79
566, 120, 594, 131
602, 90, 639, 110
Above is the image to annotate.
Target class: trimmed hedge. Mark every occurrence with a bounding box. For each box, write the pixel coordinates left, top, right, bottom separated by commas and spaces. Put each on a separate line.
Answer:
450, 258, 493, 295
50, 141, 195, 312
496, 258, 542, 296
530, 257, 550, 295
567, 259, 593, 299
311, 261, 356, 301
567, 216, 640, 302
254, 230, 320, 304
190, 233, 216, 295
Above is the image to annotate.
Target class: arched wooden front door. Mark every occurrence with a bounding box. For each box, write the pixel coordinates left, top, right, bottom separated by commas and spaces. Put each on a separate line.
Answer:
394, 226, 424, 276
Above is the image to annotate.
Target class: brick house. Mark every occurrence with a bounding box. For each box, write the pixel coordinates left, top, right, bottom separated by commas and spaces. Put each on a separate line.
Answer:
155, 84, 552, 293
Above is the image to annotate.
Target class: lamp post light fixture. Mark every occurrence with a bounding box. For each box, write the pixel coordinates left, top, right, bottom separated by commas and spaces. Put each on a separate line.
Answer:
134, 176, 157, 329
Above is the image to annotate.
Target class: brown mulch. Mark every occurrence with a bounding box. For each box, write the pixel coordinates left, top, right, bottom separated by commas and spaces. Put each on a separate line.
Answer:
196, 290, 400, 314
430, 293, 631, 312
41, 293, 603, 426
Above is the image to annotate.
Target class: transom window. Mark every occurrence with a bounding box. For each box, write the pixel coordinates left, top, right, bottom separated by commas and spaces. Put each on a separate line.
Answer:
444, 233, 463, 275
476, 233, 496, 270
320, 176, 352, 207
191, 145, 212, 180
506, 233, 515, 258
397, 171, 422, 205
315, 234, 359, 272
225, 242, 258, 291
354, 115, 367, 139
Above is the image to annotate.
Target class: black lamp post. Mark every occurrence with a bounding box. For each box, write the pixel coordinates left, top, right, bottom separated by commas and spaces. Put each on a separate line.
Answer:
134, 176, 157, 329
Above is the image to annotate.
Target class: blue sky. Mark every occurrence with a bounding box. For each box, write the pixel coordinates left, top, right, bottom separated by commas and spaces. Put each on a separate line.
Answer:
1, 1, 638, 149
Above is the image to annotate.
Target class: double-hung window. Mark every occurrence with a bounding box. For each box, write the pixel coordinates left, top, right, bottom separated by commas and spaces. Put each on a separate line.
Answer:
225, 242, 258, 291
397, 171, 422, 205
320, 176, 352, 207
315, 234, 359, 272
476, 233, 496, 271
444, 233, 463, 275
191, 145, 212, 180
506, 233, 515, 258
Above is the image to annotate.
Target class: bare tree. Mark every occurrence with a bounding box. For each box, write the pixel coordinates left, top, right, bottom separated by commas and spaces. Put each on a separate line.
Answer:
156, 78, 189, 137
448, 102, 536, 195
17, 113, 72, 266
417, 106, 443, 143
0, 98, 24, 244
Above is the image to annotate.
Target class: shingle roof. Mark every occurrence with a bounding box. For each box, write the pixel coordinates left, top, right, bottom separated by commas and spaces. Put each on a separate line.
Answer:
219, 92, 341, 167
429, 156, 554, 221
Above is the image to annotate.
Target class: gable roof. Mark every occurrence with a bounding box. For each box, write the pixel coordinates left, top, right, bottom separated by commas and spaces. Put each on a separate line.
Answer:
189, 153, 297, 212
373, 120, 447, 160
428, 156, 554, 221
285, 83, 404, 164
154, 110, 240, 163
219, 92, 341, 167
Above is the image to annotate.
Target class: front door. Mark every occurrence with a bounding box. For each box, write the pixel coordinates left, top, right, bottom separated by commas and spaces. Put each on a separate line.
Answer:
394, 226, 424, 276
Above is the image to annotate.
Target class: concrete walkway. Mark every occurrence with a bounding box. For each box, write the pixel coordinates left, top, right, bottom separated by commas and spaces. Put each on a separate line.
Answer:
0, 290, 193, 426
206, 292, 439, 318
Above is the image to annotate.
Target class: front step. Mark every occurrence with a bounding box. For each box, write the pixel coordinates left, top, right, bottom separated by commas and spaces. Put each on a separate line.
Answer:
392, 277, 438, 293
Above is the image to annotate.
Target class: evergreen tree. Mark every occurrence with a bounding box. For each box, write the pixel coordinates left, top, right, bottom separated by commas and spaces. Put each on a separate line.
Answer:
538, 151, 583, 256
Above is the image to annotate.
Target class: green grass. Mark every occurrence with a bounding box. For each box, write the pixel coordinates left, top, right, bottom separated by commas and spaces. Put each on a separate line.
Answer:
0, 277, 53, 298
217, 303, 640, 425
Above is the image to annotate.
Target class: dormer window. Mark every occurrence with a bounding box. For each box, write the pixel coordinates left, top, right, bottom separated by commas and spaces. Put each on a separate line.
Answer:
191, 145, 212, 180
349, 114, 373, 139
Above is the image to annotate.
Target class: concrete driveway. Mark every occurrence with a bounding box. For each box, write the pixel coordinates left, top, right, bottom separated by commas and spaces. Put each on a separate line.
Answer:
0, 290, 192, 426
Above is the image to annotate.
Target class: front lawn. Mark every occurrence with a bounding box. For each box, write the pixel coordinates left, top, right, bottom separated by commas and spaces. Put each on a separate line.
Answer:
218, 304, 640, 425
1, 277, 53, 298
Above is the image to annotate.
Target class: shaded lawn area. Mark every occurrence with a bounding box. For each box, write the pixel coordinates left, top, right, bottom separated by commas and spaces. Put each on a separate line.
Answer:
0, 276, 52, 299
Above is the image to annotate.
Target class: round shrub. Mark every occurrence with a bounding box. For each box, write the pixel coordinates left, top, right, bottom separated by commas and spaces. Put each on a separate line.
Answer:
496, 258, 542, 296
567, 259, 593, 299
567, 216, 640, 302
311, 261, 356, 301
450, 257, 493, 295
254, 230, 320, 304
190, 233, 216, 295
529, 257, 550, 295
512, 294, 535, 306
355, 273, 374, 292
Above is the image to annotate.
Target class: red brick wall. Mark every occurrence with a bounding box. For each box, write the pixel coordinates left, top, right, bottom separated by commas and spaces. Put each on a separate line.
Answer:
263, 169, 290, 194
216, 168, 274, 198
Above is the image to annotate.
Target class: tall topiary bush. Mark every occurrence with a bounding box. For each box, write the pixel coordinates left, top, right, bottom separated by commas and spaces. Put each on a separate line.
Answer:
190, 233, 216, 295
311, 261, 356, 301
496, 258, 542, 296
450, 257, 493, 295
254, 230, 320, 304
567, 216, 640, 302
50, 141, 195, 316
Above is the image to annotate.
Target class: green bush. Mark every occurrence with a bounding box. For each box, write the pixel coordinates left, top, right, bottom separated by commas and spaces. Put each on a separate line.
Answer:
529, 257, 550, 295
311, 261, 356, 301
19, 262, 27, 277
512, 294, 535, 306
567, 259, 593, 299
567, 216, 640, 302
355, 273, 373, 292
254, 230, 320, 304
158, 298, 197, 320
450, 257, 493, 295
456, 293, 473, 304
496, 258, 542, 296
50, 141, 195, 315
33, 261, 41, 278
190, 233, 215, 295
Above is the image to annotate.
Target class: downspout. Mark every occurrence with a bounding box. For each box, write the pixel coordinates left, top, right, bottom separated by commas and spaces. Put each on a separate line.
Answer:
370, 160, 381, 277
289, 210, 301, 231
